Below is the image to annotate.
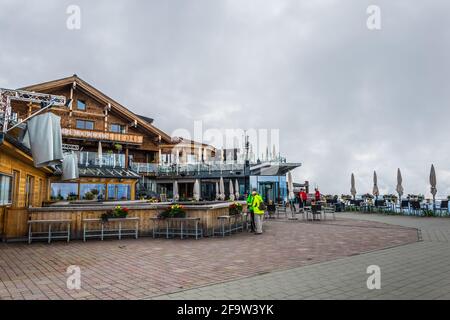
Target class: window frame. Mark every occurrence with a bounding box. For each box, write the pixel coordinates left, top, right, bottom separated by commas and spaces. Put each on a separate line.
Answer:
110, 123, 125, 134
77, 99, 87, 111
0, 173, 13, 206
76, 119, 95, 130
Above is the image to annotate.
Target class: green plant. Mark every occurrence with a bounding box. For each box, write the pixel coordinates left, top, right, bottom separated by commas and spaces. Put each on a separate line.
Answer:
422, 210, 436, 217
229, 202, 243, 215
83, 192, 95, 200
67, 193, 78, 201
158, 204, 186, 219
101, 206, 129, 222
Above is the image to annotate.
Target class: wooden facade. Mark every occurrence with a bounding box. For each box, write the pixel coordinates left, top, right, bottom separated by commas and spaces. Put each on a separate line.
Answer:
0, 138, 53, 240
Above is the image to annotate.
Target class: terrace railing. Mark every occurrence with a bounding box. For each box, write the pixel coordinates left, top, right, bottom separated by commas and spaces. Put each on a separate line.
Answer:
131, 162, 158, 174
78, 151, 125, 168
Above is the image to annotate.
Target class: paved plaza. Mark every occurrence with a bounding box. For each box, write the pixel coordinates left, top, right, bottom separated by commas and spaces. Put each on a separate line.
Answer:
0, 212, 437, 300
155, 213, 450, 300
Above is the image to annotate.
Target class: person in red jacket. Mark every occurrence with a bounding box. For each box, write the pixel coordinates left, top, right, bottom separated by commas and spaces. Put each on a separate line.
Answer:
299, 189, 307, 208
315, 188, 321, 201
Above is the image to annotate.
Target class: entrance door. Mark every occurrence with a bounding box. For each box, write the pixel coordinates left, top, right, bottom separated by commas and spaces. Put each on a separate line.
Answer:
259, 182, 276, 203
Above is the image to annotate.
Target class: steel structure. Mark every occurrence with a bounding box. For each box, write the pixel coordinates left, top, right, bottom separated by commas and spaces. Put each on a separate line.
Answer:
0, 88, 67, 133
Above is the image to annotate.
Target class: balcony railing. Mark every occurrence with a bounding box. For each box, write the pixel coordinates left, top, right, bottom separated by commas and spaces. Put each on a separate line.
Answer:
62, 128, 143, 144
158, 162, 246, 176
78, 151, 126, 168
131, 162, 158, 174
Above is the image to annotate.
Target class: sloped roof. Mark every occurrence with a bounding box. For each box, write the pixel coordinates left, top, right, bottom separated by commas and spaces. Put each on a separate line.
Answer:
20, 75, 173, 144
53, 166, 140, 179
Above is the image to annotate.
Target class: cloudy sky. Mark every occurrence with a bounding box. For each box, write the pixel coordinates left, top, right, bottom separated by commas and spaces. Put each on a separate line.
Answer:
1, 0, 449, 197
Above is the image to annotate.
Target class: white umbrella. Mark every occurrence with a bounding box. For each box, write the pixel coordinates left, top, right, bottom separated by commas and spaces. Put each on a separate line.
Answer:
373, 171, 379, 199
229, 180, 235, 201
430, 164, 437, 211
396, 168, 404, 200
235, 179, 240, 200
173, 181, 179, 202
219, 176, 225, 200
98, 141, 103, 167
351, 173, 356, 200
193, 179, 200, 201
215, 181, 220, 200
288, 171, 295, 200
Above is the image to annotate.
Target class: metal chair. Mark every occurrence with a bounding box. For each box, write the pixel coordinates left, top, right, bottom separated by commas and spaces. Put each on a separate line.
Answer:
436, 200, 449, 216
276, 205, 288, 219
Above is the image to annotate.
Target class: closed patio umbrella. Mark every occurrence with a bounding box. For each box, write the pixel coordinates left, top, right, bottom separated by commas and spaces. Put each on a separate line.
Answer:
229, 180, 235, 201
430, 164, 437, 211
373, 171, 379, 200
98, 141, 103, 168
235, 179, 240, 200
288, 171, 295, 200
193, 179, 200, 202
215, 181, 220, 200
173, 181, 179, 202
396, 168, 404, 201
219, 177, 225, 201
350, 173, 357, 200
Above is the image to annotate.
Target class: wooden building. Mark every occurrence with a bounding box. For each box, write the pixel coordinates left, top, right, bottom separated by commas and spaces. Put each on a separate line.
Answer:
8, 75, 215, 201
0, 133, 53, 240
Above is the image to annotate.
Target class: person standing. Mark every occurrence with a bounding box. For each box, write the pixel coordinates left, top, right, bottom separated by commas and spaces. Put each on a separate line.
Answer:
251, 190, 265, 234
299, 188, 308, 208
315, 188, 321, 202
246, 192, 256, 232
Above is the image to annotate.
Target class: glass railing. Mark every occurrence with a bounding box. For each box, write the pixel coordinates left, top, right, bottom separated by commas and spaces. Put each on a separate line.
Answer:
77, 151, 126, 168
158, 162, 246, 175
131, 162, 158, 174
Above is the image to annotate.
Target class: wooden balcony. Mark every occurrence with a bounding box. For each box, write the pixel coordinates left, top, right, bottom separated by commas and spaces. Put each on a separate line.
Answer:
61, 128, 143, 145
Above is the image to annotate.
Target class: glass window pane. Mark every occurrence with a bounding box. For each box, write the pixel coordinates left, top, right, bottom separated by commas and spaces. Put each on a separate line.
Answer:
85, 121, 94, 130
77, 100, 86, 110
0, 175, 12, 205
80, 184, 105, 200
107, 184, 116, 200
76, 120, 84, 129
107, 184, 130, 200
51, 183, 78, 201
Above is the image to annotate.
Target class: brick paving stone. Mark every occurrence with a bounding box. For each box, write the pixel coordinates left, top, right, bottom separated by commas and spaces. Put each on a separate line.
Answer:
153, 213, 450, 300
0, 215, 419, 300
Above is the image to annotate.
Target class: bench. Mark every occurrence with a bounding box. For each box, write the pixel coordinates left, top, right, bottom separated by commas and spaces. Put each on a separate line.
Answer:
213, 214, 246, 237
28, 219, 71, 244
82, 217, 139, 241
149, 217, 202, 240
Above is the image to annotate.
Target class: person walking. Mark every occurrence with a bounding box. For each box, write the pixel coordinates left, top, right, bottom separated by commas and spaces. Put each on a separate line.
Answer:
246, 192, 256, 232
251, 189, 265, 234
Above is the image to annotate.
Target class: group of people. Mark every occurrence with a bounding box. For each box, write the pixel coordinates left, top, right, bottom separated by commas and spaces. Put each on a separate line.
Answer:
244, 187, 322, 235
245, 189, 265, 235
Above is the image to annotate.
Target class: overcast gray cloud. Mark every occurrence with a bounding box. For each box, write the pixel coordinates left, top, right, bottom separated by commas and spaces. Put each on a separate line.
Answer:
1, 0, 450, 197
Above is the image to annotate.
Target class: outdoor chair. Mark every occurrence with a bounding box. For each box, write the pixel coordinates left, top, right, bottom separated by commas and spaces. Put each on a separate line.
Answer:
398, 200, 410, 214
410, 201, 422, 216
322, 204, 336, 220
276, 205, 288, 219
374, 200, 388, 213
436, 200, 449, 216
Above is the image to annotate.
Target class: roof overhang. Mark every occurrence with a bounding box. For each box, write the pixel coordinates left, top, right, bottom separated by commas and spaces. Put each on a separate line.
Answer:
250, 162, 301, 176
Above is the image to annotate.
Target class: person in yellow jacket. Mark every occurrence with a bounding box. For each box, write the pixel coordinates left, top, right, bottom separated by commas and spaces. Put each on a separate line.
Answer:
251, 190, 265, 234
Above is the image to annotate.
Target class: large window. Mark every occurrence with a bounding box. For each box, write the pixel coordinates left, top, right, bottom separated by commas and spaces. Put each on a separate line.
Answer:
77, 100, 86, 111
107, 184, 131, 200
110, 123, 125, 134
51, 183, 79, 201
0, 174, 12, 205
80, 184, 106, 200
76, 119, 94, 130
